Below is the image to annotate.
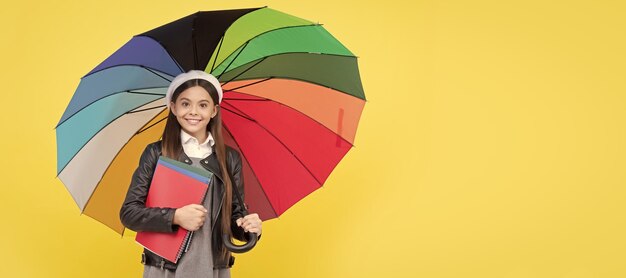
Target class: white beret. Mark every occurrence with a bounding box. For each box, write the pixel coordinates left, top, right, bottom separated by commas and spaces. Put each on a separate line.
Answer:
165, 70, 223, 108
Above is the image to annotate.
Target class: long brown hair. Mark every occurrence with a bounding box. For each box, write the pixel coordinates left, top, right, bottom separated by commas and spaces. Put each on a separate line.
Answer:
161, 78, 233, 260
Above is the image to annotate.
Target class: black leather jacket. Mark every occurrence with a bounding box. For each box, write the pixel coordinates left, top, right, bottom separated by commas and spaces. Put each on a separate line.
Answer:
119, 140, 248, 270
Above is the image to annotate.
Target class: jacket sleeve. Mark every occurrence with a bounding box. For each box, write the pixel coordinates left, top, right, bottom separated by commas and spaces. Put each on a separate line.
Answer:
228, 149, 248, 241
119, 143, 179, 233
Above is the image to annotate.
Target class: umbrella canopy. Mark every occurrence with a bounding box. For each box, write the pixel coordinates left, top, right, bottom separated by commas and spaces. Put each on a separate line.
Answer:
56, 6, 366, 235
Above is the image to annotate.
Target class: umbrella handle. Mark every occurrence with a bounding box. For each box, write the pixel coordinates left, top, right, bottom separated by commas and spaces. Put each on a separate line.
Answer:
222, 232, 258, 253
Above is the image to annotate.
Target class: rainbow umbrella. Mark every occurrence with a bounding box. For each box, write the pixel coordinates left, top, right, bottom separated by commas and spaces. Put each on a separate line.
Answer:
55, 6, 366, 236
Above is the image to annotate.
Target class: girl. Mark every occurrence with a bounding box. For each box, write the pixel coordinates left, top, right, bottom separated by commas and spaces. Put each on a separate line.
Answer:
120, 70, 262, 277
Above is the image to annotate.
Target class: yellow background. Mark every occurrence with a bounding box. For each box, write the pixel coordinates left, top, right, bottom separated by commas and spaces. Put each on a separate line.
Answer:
1, 0, 626, 277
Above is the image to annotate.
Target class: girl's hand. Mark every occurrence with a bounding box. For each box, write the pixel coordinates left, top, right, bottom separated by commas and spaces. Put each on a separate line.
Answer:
236, 213, 262, 236
174, 204, 208, 231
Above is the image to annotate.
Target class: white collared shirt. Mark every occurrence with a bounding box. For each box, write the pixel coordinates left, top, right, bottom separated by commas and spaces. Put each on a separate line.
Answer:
180, 129, 215, 158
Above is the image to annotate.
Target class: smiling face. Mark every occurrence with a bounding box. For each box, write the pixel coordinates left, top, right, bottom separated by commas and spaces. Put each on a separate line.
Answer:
170, 85, 218, 142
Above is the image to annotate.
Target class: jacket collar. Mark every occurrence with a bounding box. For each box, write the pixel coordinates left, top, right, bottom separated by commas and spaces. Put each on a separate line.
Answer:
177, 145, 224, 183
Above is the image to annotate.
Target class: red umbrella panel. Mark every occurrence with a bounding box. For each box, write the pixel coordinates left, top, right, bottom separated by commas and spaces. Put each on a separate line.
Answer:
221, 79, 365, 219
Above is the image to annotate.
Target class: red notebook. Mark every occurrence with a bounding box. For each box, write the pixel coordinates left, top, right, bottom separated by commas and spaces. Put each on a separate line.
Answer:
135, 156, 212, 263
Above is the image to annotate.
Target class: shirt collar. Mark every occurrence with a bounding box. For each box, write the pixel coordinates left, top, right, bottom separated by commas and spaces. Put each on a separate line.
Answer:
180, 129, 215, 147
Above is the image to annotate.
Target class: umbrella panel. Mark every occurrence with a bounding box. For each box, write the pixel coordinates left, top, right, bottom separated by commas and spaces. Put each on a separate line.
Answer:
219, 53, 365, 100
221, 92, 353, 216
83, 109, 168, 234
207, 7, 313, 70
223, 78, 365, 144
